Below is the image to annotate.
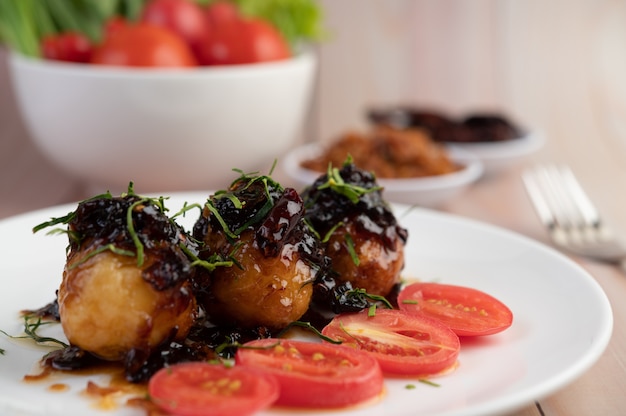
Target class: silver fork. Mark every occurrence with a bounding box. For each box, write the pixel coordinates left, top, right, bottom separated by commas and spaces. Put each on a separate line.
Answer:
522, 165, 626, 264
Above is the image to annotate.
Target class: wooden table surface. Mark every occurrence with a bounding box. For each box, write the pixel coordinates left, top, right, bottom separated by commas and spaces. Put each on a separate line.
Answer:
2, 1, 626, 414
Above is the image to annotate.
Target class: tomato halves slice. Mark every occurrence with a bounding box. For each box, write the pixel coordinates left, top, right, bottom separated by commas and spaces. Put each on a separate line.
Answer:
148, 362, 279, 416
322, 309, 460, 377
398, 282, 513, 337
235, 338, 384, 408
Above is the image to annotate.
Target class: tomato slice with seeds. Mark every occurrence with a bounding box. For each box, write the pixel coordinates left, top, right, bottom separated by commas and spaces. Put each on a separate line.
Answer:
398, 282, 513, 336
148, 362, 279, 416
321, 309, 460, 377
235, 338, 384, 408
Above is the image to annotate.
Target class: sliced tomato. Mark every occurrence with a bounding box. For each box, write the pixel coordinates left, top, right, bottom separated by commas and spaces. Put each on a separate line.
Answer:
148, 362, 279, 416
321, 309, 460, 377
398, 282, 513, 337
235, 338, 384, 408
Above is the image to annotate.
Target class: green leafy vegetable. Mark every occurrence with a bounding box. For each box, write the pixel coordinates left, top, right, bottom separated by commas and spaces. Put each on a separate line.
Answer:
0, 0, 140, 56
234, 0, 325, 48
0, 0, 324, 57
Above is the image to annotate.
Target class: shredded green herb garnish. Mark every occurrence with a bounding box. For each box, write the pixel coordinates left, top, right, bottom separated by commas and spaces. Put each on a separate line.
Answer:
346, 288, 394, 309
278, 321, 343, 344
268, 159, 278, 176
214, 338, 282, 356
32, 211, 76, 234
214, 339, 240, 356
179, 243, 234, 272
225, 194, 244, 209
401, 299, 419, 305
322, 221, 344, 243
232, 198, 273, 236
68, 243, 136, 270
22, 316, 67, 348
32, 190, 115, 235
31, 184, 180, 269
367, 304, 377, 317
127, 199, 147, 267
419, 379, 441, 387
337, 321, 365, 346
204, 202, 238, 239
304, 219, 346, 245
208, 171, 283, 239
344, 233, 360, 266
171, 201, 202, 220
0, 316, 67, 350
405, 379, 440, 389
317, 162, 382, 204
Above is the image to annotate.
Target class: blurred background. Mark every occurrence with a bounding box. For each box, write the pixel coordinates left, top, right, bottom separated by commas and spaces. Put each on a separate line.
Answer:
2, 0, 626, 220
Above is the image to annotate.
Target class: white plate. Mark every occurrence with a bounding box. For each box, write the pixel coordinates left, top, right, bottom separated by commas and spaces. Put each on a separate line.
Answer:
452, 131, 545, 175
0, 193, 612, 416
281, 143, 483, 208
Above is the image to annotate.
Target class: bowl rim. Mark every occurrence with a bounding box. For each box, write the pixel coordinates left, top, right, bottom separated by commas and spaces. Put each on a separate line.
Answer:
450, 129, 544, 160
8, 47, 316, 79
282, 142, 484, 192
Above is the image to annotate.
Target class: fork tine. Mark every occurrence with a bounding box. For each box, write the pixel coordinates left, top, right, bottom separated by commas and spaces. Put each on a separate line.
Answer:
523, 164, 626, 263
523, 165, 588, 246
522, 169, 556, 229
526, 165, 594, 230
541, 165, 583, 229
558, 166, 601, 226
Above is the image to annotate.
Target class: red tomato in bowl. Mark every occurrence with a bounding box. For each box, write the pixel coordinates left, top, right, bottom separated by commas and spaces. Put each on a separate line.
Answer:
41, 32, 93, 63
103, 16, 128, 37
205, 0, 239, 24
398, 282, 514, 336
91, 23, 197, 67
241, 19, 291, 63
140, 0, 209, 56
235, 338, 384, 408
148, 362, 279, 416
322, 309, 460, 377
196, 1, 290, 65
195, 2, 244, 66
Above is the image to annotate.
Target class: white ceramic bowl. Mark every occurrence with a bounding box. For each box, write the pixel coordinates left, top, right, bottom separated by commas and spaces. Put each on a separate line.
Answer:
280, 143, 484, 208
452, 130, 545, 175
8, 51, 316, 193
